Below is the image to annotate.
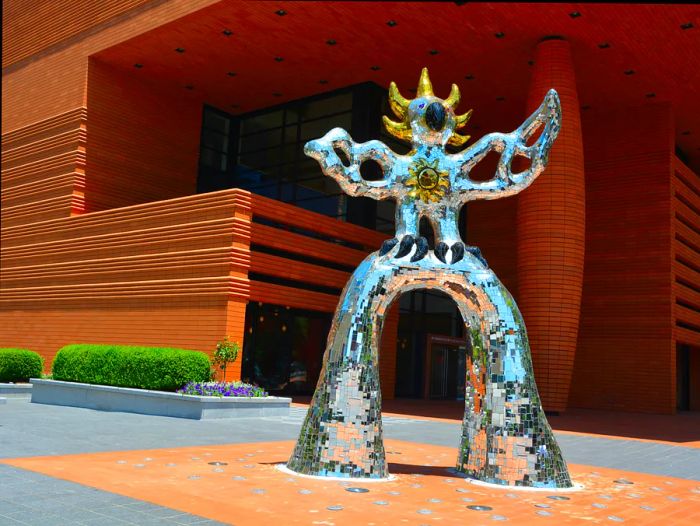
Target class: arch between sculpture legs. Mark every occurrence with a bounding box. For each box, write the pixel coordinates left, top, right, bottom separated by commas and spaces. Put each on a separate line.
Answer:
286, 252, 572, 488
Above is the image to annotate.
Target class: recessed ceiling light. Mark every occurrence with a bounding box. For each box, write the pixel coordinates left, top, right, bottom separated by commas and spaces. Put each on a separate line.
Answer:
387, 20, 397, 27
222, 29, 233, 36
429, 49, 439, 55
175, 47, 185, 53
275, 9, 287, 16
273, 92, 282, 97
646, 92, 656, 98
133, 63, 143, 69
227, 71, 237, 77
326, 39, 337, 46
581, 105, 591, 110
598, 42, 611, 49
681, 130, 691, 135
370, 65, 381, 71
494, 32, 505, 38
274, 56, 284, 62
184, 84, 194, 90
496, 96, 505, 101
319, 79, 328, 84
569, 11, 581, 18
528, 60, 535, 66
680, 22, 694, 30
464, 74, 475, 80
624, 69, 635, 75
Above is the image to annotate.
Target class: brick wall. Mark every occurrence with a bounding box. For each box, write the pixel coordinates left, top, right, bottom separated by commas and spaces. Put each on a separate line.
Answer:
517, 39, 586, 413
0, 189, 251, 376
85, 60, 201, 212
1, 108, 86, 226
570, 103, 675, 413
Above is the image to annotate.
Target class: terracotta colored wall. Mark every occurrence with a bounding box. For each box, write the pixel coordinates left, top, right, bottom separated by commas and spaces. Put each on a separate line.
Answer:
0, 189, 251, 377
1, 0, 218, 227
85, 60, 201, 212
467, 197, 519, 297
1, 108, 86, 227
672, 158, 700, 349
2, 0, 154, 69
570, 103, 675, 414
517, 38, 586, 413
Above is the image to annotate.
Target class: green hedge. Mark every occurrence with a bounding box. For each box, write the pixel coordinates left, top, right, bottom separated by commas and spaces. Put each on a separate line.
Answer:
0, 348, 44, 382
52, 344, 211, 391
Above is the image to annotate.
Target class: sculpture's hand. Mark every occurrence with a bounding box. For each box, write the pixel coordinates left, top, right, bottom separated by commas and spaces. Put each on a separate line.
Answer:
454, 89, 562, 200
304, 128, 397, 200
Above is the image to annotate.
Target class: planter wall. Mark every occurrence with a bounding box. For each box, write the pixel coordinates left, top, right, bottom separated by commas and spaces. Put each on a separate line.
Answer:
30, 379, 290, 420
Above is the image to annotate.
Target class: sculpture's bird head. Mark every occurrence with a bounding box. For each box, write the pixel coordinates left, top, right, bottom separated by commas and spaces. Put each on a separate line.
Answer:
383, 67, 472, 149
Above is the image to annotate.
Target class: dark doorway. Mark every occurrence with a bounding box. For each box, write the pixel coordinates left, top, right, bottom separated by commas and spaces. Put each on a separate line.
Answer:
677, 343, 700, 411
424, 335, 468, 400
241, 302, 331, 396
394, 290, 465, 398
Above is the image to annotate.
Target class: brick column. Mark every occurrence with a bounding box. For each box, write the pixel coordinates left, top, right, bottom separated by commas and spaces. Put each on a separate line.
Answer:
517, 38, 585, 412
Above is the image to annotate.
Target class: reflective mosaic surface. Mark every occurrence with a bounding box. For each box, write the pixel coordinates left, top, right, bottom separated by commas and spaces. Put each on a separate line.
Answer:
287, 69, 571, 487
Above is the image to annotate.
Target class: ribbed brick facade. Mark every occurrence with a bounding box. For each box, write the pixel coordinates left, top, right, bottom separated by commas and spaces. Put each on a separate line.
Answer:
2, 2, 696, 411
517, 39, 586, 412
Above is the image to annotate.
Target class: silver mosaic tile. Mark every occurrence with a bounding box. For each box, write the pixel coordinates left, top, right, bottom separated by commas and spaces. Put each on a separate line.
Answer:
286, 68, 570, 487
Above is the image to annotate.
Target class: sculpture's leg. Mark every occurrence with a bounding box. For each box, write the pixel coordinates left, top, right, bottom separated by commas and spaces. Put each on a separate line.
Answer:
287, 254, 388, 478
456, 274, 572, 488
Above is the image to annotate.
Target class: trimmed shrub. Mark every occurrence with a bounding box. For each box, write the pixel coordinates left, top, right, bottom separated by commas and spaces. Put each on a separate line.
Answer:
52, 344, 211, 391
0, 348, 44, 382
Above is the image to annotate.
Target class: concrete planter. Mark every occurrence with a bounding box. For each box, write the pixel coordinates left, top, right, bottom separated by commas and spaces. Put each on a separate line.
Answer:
29, 379, 290, 420
0, 382, 33, 400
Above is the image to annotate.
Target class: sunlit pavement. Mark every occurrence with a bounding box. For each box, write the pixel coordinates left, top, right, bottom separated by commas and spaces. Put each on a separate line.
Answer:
1, 401, 699, 525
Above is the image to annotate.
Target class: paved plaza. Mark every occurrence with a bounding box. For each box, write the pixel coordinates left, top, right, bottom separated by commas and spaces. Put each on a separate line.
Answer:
1, 400, 700, 525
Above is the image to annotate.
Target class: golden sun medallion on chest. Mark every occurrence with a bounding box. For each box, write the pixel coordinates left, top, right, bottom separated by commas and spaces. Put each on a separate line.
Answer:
406, 158, 449, 202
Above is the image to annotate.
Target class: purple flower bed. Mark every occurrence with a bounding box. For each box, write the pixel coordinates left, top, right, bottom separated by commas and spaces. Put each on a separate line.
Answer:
177, 381, 268, 398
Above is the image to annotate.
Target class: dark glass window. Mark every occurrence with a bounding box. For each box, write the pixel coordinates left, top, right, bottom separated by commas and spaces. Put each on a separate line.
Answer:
241, 302, 332, 395
197, 84, 396, 233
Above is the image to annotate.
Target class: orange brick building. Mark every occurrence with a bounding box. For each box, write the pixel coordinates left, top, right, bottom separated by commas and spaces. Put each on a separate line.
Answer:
2, 1, 699, 414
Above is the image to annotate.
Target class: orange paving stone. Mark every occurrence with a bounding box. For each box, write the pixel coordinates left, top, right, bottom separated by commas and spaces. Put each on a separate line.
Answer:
3, 440, 700, 525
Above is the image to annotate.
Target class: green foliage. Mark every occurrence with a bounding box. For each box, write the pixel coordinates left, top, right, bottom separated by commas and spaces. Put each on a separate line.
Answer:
469, 327, 484, 365
212, 337, 239, 379
52, 344, 210, 391
0, 348, 43, 382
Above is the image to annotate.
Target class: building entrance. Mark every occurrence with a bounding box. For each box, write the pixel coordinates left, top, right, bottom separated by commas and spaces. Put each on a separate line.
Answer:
424, 335, 468, 400
241, 302, 331, 396
395, 290, 465, 398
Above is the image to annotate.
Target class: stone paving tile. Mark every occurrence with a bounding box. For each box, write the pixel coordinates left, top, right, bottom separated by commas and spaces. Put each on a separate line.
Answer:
2, 402, 699, 524
5, 439, 699, 525
3, 402, 700, 480
0, 465, 229, 526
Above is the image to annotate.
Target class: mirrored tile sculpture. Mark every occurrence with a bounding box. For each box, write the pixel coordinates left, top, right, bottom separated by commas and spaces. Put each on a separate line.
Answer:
286, 68, 572, 488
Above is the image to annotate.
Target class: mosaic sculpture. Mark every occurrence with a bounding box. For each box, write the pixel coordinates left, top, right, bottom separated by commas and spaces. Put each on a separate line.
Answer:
287, 68, 572, 488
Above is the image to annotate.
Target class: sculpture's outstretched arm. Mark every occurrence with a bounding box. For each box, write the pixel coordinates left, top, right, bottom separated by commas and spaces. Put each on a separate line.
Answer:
304, 128, 397, 199
454, 89, 561, 200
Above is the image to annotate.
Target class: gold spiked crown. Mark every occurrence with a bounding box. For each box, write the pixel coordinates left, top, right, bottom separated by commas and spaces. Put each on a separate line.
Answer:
383, 67, 473, 148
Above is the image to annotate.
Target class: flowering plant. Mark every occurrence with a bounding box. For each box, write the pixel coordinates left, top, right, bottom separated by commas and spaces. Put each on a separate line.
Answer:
178, 381, 267, 398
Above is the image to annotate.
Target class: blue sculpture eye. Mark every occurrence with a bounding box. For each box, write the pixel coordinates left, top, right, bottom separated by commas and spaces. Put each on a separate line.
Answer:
419, 103, 425, 109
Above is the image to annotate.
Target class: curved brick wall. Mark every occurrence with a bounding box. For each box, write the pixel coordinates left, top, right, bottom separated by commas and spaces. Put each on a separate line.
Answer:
517, 38, 585, 412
